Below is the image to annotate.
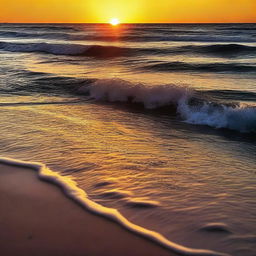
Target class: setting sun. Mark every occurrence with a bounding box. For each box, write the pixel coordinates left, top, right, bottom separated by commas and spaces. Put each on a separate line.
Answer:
109, 18, 119, 26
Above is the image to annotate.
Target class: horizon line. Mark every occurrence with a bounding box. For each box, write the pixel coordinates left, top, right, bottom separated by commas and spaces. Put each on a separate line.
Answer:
0, 22, 256, 24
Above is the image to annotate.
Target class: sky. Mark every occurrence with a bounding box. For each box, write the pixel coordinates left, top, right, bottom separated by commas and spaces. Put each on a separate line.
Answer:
1, 0, 256, 23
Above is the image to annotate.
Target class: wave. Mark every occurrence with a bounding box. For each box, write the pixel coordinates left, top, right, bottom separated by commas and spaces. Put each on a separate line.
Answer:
0, 30, 92, 40
178, 100, 256, 133
0, 31, 34, 38
0, 157, 228, 256
177, 44, 256, 57
143, 61, 256, 73
0, 41, 131, 58
203, 90, 256, 102
2, 41, 256, 61
0, 29, 255, 43
141, 44, 256, 58
1, 67, 255, 133
72, 34, 256, 43
218, 27, 256, 31
0, 24, 79, 31
85, 79, 192, 108
0, 30, 162, 42
0, 69, 94, 96
79, 79, 256, 133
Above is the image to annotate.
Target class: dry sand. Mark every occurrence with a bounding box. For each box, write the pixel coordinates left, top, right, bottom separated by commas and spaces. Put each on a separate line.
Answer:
0, 163, 176, 256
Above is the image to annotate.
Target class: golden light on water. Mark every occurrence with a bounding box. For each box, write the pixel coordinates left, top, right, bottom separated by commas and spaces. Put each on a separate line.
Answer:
109, 18, 120, 26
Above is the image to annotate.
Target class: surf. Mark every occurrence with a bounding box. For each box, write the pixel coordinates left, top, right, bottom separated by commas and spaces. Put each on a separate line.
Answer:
78, 79, 256, 133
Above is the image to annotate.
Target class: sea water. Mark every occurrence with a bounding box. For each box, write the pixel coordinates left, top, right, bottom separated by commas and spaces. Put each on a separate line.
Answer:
0, 23, 255, 256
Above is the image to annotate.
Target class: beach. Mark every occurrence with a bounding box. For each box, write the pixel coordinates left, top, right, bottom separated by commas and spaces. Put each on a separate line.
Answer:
0, 162, 177, 256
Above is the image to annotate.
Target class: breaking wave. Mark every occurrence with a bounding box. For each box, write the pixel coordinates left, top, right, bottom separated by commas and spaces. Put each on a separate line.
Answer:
178, 100, 256, 133
2, 67, 255, 133
80, 79, 256, 133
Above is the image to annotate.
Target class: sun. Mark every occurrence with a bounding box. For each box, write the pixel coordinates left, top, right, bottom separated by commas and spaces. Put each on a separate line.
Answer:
109, 18, 120, 26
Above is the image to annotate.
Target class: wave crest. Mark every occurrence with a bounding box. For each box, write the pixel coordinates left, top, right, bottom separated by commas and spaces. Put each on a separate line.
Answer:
85, 79, 256, 133
1, 41, 256, 61
88, 79, 192, 109
178, 100, 256, 133
0, 42, 131, 58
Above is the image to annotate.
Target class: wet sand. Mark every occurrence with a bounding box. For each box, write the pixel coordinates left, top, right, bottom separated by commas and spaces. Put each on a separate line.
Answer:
0, 163, 176, 256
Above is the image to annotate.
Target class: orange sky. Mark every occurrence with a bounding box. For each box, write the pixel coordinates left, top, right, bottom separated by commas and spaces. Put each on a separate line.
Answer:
1, 0, 256, 23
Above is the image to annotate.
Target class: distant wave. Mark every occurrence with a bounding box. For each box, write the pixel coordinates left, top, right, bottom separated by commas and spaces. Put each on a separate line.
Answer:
0, 41, 131, 58
0, 29, 158, 41
0, 29, 255, 43
143, 61, 256, 73
0, 31, 33, 38
0, 25, 79, 31
141, 44, 256, 57
1, 41, 256, 60
218, 27, 256, 31
78, 79, 256, 133
176, 44, 256, 57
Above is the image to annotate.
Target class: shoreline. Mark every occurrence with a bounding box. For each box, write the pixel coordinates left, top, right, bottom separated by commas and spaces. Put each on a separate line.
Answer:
0, 157, 227, 256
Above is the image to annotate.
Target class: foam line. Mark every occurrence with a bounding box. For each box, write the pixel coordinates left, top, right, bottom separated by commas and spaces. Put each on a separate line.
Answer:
0, 157, 229, 256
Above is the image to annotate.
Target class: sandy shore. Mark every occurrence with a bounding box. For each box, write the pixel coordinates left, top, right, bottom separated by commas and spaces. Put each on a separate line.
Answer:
0, 163, 177, 256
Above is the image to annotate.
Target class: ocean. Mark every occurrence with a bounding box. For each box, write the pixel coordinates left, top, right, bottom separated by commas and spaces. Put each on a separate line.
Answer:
0, 23, 255, 256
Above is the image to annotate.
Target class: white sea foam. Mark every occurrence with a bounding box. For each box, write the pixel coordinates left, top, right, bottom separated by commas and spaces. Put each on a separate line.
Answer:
178, 100, 256, 133
87, 79, 256, 133
89, 79, 192, 109
0, 157, 229, 256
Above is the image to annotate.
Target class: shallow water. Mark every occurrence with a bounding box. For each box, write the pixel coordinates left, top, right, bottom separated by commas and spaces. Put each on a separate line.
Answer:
0, 23, 256, 256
